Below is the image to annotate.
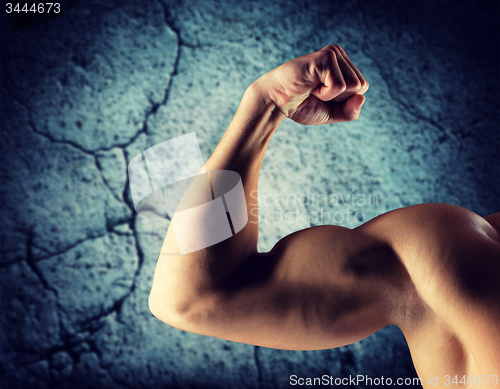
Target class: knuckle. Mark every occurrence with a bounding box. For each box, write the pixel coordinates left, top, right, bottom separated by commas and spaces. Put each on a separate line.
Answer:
325, 44, 341, 53
358, 79, 369, 94
324, 48, 337, 60
351, 80, 362, 91
332, 44, 346, 54
316, 48, 334, 64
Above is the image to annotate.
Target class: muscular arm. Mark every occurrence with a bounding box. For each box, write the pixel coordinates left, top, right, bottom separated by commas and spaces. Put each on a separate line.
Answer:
148, 45, 500, 355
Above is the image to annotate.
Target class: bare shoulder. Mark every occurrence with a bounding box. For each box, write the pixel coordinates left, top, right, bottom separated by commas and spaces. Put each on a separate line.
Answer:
359, 203, 500, 312
358, 203, 500, 371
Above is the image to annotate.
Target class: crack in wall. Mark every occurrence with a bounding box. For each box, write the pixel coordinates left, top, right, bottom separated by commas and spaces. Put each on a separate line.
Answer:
11, 285, 142, 384
1, 227, 139, 269
24, 231, 59, 297
138, 0, 184, 147
14, 315, 106, 371
157, 0, 204, 50
85, 337, 136, 389
254, 346, 263, 389
94, 155, 126, 204
2, 70, 150, 156
157, 0, 253, 49
31, 232, 107, 263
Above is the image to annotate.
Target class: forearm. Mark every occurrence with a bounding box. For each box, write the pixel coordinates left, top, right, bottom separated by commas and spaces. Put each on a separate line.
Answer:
204, 78, 286, 247
199, 79, 286, 275
150, 79, 285, 312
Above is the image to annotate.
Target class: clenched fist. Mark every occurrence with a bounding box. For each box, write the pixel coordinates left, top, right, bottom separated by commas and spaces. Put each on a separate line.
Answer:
254, 44, 369, 125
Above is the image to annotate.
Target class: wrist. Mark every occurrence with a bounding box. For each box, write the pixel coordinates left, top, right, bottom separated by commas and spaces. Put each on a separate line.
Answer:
224, 79, 286, 150
247, 76, 288, 122
251, 72, 311, 120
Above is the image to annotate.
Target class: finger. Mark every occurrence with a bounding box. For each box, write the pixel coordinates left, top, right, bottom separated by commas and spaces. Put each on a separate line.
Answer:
342, 94, 366, 121
310, 49, 347, 102
329, 93, 366, 123
335, 45, 369, 95
326, 45, 363, 103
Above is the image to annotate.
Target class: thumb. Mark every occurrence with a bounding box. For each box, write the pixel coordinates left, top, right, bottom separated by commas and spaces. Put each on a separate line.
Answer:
342, 94, 365, 121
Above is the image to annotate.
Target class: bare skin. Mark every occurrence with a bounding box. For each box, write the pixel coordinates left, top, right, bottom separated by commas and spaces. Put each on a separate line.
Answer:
149, 45, 500, 387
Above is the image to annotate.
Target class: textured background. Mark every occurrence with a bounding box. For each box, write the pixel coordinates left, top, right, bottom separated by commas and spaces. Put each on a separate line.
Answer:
1, 0, 499, 388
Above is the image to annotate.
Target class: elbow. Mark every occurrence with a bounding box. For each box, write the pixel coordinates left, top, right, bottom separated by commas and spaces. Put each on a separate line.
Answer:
148, 287, 219, 334
148, 285, 191, 328
148, 291, 163, 320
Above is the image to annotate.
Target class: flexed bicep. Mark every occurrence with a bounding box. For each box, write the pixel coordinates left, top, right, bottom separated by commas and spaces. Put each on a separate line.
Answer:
152, 225, 408, 350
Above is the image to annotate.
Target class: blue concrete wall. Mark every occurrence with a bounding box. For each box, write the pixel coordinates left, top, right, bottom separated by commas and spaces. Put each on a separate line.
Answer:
1, 0, 498, 388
